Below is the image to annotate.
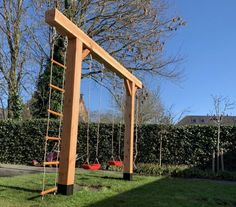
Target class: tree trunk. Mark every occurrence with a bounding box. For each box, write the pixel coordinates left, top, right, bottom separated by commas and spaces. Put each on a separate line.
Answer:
0, 98, 6, 120
212, 150, 215, 173
216, 123, 220, 173
159, 134, 162, 166
221, 148, 224, 172
7, 83, 22, 119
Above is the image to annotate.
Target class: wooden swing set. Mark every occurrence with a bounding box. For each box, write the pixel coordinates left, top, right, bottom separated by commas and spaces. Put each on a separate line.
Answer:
41, 8, 142, 196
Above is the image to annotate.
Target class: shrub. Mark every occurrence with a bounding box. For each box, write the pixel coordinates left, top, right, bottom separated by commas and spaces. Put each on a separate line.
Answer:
174, 167, 236, 181
0, 119, 236, 172
135, 163, 188, 176
134, 163, 236, 181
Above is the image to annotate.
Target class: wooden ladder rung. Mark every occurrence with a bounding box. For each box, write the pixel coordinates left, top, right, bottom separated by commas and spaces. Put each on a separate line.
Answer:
45, 136, 61, 141
51, 59, 66, 69
48, 109, 63, 118
43, 161, 59, 166
49, 84, 65, 93
40, 187, 57, 196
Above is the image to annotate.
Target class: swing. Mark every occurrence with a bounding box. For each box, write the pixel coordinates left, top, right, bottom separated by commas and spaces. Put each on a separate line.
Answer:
81, 56, 102, 171
108, 160, 123, 167
108, 74, 123, 167
81, 162, 101, 170
107, 121, 123, 167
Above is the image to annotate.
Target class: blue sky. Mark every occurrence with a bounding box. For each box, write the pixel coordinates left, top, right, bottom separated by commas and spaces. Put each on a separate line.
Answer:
81, 0, 236, 116
161, 0, 236, 116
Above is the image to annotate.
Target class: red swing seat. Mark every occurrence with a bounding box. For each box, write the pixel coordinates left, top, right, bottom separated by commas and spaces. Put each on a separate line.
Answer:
81, 163, 101, 171
108, 160, 123, 167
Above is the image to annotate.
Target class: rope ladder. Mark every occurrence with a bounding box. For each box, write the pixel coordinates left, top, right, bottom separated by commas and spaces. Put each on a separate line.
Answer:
41, 27, 67, 197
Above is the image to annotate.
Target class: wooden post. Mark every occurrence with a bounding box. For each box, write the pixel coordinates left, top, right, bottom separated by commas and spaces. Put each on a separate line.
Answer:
57, 38, 83, 195
123, 80, 137, 180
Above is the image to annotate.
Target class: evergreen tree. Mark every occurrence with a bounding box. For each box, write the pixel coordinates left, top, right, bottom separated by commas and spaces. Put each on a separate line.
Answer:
30, 38, 65, 118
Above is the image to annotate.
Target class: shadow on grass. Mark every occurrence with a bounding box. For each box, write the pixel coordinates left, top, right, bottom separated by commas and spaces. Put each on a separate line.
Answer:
27, 195, 42, 200
85, 176, 236, 207
0, 184, 40, 193
0, 184, 42, 200
86, 178, 169, 207
77, 171, 123, 180
100, 176, 123, 181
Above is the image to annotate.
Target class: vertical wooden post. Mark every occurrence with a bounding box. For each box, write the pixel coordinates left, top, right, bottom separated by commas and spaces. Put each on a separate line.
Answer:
123, 80, 137, 180
57, 38, 83, 195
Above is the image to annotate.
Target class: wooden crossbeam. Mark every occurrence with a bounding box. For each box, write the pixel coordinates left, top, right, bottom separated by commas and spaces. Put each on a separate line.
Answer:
40, 187, 57, 196
51, 59, 66, 69
45, 136, 61, 141
49, 84, 65, 93
46, 9, 142, 89
48, 109, 63, 117
43, 161, 60, 166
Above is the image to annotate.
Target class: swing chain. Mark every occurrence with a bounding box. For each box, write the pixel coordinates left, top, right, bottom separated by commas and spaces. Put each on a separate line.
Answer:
134, 93, 139, 169
95, 64, 104, 162
86, 54, 94, 164
118, 84, 124, 161
110, 72, 117, 160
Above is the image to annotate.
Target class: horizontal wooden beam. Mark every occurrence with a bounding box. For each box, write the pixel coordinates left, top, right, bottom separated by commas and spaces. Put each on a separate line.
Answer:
45, 9, 142, 89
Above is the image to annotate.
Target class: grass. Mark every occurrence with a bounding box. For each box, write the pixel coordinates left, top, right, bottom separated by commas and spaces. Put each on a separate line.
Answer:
0, 169, 236, 207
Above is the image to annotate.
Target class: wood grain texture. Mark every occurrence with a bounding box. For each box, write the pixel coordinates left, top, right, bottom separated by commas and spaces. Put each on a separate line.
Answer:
124, 80, 137, 174
58, 38, 83, 185
45, 9, 142, 89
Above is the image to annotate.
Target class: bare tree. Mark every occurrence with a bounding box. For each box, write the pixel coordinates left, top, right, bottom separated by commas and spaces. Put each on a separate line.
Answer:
210, 95, 234, 173
0, 0, 36, 118
0, 0, 185, 119
0, 76, 7, 119
0, 86, 7, 120
31, 0, 186, 86
135, 87, 168, 125
107, 86, 177, 125
165, 105, 191, 124
90, 86, 168, 125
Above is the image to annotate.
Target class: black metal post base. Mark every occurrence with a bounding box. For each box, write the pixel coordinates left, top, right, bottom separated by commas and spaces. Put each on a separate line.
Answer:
57, 184, 74, 195
123, 173, 133, 181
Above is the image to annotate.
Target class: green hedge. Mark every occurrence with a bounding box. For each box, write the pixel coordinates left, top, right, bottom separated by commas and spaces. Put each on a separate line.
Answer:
0, 120, 236, 170
0, 120, 123, 165
137, 125, 236, 170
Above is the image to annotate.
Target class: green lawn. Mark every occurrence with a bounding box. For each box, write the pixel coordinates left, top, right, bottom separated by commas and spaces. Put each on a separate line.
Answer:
0, 169, 236, 207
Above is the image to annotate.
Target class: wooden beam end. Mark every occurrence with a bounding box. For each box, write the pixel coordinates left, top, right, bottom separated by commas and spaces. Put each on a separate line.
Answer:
135, 81, 142, 89
45, 9, 56, 25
